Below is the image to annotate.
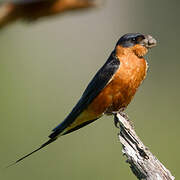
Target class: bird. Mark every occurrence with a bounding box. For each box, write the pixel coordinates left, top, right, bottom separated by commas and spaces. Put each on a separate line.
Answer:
0, 0, 96, 28
8, 33, 156, 167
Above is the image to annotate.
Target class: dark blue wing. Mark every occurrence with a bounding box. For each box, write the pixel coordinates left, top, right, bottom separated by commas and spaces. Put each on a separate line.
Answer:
49, 50, 120, 138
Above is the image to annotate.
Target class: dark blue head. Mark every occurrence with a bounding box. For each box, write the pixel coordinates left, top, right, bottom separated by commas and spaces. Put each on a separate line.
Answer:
115, 33, 157, 57
116, 33, 146, 47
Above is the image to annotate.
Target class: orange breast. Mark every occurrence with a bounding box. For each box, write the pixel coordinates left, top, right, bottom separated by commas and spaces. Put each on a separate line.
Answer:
87, 54, 147, 116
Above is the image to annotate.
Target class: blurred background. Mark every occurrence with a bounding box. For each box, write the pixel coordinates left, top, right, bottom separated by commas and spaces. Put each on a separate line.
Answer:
0, 0, 180, 179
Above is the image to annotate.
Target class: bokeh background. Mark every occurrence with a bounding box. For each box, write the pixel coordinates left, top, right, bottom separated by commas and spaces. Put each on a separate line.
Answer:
0, 0, 180, 179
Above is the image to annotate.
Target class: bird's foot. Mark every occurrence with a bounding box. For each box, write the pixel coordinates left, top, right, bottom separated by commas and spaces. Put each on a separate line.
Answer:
112, 111, 134, 129
112, 110, 125, 128
114, 114, 120, 128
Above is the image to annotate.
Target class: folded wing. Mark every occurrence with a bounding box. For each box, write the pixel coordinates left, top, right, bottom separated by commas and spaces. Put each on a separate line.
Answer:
49, 50, 120, 138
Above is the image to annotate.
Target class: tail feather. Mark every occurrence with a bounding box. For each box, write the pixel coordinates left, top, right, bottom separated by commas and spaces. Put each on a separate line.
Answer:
6, 138, 57, 168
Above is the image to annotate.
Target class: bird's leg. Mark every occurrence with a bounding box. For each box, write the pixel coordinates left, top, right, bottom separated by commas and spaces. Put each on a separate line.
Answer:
105, 109, 121, 128
113, 113, 120, 128
112, 110, 126, 128
112, 109, 134, 129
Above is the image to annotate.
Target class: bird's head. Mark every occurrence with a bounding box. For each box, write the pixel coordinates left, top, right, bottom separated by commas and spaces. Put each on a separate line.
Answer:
115, 33, 157, 58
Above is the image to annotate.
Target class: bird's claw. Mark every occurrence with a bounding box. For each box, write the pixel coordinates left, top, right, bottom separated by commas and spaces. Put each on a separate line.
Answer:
114, 116, 120, 128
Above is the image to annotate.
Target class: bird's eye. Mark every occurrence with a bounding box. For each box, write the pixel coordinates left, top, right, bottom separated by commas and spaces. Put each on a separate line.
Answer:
131, 37, 136, 42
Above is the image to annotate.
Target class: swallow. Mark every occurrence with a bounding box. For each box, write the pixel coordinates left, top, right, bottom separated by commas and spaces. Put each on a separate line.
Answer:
0, 0, 96, 28
8, 33, 156, 166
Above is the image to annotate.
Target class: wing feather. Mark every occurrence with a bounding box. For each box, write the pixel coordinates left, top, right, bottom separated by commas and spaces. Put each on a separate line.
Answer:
49, 50, 120, 138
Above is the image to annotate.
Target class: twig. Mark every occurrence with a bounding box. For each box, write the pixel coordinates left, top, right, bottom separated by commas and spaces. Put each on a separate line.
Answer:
0, 0, 99, 28
114, 113, 175, 180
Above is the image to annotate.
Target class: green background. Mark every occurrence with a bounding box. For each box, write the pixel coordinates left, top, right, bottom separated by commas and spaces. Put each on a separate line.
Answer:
0, 0, 179, 179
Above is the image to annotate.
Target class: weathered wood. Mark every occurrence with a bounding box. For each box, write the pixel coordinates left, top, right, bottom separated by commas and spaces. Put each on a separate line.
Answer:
114, 113, 175, 180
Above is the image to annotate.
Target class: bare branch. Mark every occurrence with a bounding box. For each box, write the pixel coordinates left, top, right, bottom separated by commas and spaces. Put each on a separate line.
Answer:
115, 113, 175, 180
0, 0, 99, 28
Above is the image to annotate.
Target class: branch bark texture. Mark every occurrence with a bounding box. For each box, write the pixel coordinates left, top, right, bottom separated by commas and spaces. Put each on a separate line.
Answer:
115, 113, 175, 180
